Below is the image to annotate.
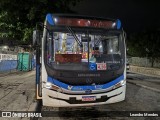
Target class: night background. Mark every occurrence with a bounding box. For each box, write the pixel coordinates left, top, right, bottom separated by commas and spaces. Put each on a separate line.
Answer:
72, 0, 160, 33
0, 0, 160, 63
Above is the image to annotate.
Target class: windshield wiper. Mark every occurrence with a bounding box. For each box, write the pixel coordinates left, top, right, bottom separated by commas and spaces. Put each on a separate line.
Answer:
66, 26, 82, 47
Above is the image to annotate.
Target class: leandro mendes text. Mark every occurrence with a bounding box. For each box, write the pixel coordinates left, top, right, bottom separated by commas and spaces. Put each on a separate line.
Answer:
130, 112, 158, 117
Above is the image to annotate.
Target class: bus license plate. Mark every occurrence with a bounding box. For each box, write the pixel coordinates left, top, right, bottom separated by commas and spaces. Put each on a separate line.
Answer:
82, 96, 96, 101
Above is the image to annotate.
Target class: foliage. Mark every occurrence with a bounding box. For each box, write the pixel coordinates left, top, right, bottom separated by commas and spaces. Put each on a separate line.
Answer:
127, 29, 160, 66
0, 0, 81, 44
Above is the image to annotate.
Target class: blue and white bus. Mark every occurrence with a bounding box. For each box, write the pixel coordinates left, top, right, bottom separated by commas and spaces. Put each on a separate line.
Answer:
34, 14, 126, 107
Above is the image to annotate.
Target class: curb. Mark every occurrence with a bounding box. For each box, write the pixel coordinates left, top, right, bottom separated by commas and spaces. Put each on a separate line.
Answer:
0, 70, 35, 77
28, 101, 39, 111
0, 70, 18, 77
127, 81, 160, 93
129, 65, 160, 77
28, 100, 42, 112
128, 71, 160, 79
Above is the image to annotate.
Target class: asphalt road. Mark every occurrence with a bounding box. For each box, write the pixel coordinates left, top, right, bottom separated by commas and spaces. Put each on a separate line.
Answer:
0, 71, 160, 120
0, 71, 36, 112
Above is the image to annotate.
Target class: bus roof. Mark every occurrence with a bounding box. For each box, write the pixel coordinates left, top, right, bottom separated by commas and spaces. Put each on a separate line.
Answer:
52, 14, 116, 21
46, 13, 122, 30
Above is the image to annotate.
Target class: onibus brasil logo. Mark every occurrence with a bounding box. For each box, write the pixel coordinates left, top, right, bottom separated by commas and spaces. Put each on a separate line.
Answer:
1, 112, 42, 118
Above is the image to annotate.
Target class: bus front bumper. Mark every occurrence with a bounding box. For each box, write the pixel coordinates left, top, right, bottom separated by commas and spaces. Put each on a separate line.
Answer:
42, 85, 126, 107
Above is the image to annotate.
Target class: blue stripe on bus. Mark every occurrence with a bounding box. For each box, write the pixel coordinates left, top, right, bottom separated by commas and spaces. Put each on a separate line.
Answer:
47, 75, 124, 91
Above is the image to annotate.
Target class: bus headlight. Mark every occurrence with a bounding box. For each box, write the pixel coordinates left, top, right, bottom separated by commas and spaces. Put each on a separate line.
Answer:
46, 82, 52, 89
45, 82, 62, 92
113, 80, 126, 89
120, 79, 126, 86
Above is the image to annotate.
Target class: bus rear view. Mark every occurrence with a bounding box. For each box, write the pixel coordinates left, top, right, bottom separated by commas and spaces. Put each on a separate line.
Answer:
34, 14, 126, 107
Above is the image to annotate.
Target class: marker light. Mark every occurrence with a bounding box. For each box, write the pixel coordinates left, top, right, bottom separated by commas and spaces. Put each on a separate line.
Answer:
3, 46, 8, 49
116, 19, 121, 29
46, 13, 54, 25
112, 22, 116, 27
54, 18, 57, 23
46, 82, 52, 89
110, 49, 113, 53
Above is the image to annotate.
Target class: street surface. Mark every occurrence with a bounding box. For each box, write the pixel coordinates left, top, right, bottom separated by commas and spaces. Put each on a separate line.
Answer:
0, 71, 36, 111
0, 71, 159, 120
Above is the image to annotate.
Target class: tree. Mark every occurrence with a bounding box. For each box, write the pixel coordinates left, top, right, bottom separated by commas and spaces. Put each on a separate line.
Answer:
127, 32, 146, 57
127, 29, 160, 67
0, 0, 81, 44
145, 30, 160, 67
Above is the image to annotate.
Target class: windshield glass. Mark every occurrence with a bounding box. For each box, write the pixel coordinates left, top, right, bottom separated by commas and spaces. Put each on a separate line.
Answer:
45, 27, 124, 71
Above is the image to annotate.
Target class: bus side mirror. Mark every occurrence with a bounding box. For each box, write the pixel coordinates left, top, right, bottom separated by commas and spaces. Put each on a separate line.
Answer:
33, 30, 41, 46
123, 31, 127, 39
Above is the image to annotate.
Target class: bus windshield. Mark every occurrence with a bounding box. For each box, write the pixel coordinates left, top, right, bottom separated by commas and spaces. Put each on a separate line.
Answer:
45, 27, 124, 71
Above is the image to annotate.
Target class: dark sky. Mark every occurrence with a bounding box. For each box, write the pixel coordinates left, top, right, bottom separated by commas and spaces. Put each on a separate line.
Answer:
71, 0, 160, 33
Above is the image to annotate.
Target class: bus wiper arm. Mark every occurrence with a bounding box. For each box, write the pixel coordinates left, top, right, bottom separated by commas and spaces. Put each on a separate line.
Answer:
67, 26, 82, 47
95, 40, 101, 46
